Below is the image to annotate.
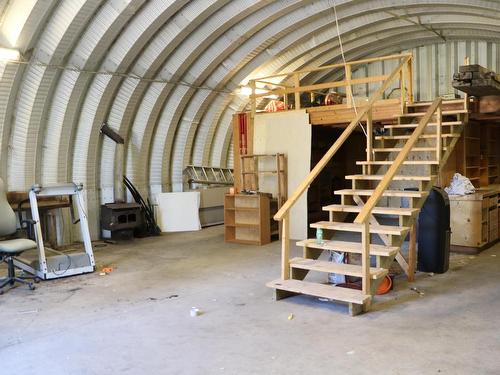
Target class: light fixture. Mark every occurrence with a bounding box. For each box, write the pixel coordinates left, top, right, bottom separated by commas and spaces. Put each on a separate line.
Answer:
239, 86, 269, 96
0, 47, 20, 62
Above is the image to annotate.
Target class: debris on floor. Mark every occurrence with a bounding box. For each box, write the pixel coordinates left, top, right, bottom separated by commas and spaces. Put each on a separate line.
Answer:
190, 307, 202, 317
410, 287, 425, 296
288, 313, 294, 320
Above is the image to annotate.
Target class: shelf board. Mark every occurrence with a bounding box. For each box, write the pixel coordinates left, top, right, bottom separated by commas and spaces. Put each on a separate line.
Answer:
233, 207, 259, 211
225, 239, 261, 245
234, 222, 260, 227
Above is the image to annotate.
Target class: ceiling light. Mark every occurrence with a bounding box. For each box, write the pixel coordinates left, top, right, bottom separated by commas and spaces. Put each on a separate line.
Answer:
239, 86, 270, 96
0, 47, 20, 61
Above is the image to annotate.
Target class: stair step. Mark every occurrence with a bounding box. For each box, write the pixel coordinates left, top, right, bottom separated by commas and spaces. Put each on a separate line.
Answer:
290, 257, 388, 279
372, 147, 448, 152
396, 110, 467, 118
297, 239, 400, 256
346, 174, 434, 181
356, 160, 438, 165
322, 204, 418, 217
335, 189, 427, 198
310, 221, 409, 235
266, 279, 370, 304
375, 134, 461, 141
384, 121, 462, 129
407, 99, 465, 107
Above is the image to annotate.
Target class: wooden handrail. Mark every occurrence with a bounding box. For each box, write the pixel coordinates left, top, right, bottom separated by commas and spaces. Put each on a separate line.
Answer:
273, 55, 412, 221
353, 97, 443, 224
254, 53, 413, 81
251, 75, 390, 99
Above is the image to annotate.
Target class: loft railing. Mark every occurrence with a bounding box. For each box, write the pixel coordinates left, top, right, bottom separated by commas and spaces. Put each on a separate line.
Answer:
272, 54, 413, 281
248, 53, 414, 116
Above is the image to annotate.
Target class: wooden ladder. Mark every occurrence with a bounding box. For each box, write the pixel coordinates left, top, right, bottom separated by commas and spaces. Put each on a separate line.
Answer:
267, 96, 468, 316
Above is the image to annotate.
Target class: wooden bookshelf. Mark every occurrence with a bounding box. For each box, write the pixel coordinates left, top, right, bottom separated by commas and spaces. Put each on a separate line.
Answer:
457, 121, 499, 188
224, 193, 275, 245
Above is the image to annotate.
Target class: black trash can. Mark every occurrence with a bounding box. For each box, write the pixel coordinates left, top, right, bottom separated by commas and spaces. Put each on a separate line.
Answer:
417, 186, 450, 273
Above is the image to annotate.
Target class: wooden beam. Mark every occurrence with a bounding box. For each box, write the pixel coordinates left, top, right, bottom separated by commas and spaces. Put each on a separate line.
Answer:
408, 223, 417, 282
366, 108, 373, 174
345, 64, 352, 107
294, 73, 301, 110
281, 213, 290, 280
361, 220, 371, 295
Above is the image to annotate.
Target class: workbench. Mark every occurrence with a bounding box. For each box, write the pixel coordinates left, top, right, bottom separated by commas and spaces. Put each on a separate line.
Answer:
449, 185, 499, 253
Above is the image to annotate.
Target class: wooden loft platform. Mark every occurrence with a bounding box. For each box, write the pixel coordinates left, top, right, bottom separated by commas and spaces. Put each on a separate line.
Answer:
248, 53, 414, 127
306, 98, 401, 126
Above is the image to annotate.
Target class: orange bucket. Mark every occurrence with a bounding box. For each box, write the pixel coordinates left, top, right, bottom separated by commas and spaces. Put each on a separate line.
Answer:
376, 275, 393, 295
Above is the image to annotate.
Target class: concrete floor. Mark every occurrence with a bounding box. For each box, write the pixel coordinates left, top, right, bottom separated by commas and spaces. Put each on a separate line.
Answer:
1, 225, 499, 375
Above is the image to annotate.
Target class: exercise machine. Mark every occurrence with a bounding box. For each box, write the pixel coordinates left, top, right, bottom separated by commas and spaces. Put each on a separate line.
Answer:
13, 183, 95, 279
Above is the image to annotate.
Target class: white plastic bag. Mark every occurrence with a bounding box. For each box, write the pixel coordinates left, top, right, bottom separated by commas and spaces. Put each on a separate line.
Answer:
328, 251, 346, 284
444, 173, 475, 196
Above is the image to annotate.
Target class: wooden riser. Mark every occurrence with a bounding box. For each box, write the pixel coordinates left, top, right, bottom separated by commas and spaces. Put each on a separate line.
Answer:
384, 121, 461, 129
290, 257, 387, 279
396, 109, 467, 118
356, 160, 438, 166
375, 134, 460, 141
297, 239, 399, 256
346, 174, 434, 181
266, 279, 370, 305
322, 204, 418, 217
372, 147, 448, 152
310, 221, 409, 235
335, 189, 427, 198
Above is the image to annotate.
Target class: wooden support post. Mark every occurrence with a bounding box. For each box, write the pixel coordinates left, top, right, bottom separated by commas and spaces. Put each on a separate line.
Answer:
463, 57, 470, 112
366, 108, 373, 174
361, 220, 371, 295
400, 68, 406, 114
250, 80, 256, 118
345, 64, 352, 107
436, 104, 442, 162
407, 57, 414, 103
294, 73, 300, 110
281, 213, 290, 280
408, 223, 417, 282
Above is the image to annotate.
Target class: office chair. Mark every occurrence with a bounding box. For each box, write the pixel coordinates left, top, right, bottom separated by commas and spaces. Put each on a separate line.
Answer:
0, 178, 37, 294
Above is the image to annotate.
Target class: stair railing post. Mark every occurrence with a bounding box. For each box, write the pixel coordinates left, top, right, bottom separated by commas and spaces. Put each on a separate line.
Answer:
294, 73, 300, 110
407, 56, 414, 104
366, 108, 373, 175
361, 219, 370, 295
400, 65, 406, 114
345, 64, 352, 107
281, 213, 290, 280
250, 80, 256, 118
436, 103, 442, 162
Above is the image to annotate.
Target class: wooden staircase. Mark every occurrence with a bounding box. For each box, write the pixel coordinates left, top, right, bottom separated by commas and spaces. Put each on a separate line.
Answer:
266, 56, 469, 315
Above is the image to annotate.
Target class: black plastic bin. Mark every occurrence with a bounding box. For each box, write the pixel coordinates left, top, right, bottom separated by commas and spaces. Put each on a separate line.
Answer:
417, 186, 450, 273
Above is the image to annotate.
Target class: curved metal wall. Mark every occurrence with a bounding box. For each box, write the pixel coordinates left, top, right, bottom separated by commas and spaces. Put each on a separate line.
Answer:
0, 0, 499, 237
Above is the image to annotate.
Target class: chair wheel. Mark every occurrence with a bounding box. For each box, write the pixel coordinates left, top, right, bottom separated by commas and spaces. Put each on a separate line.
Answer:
34, 278, 41, 284
0, 289, 4, 295
29, 284, 36, 291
